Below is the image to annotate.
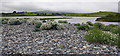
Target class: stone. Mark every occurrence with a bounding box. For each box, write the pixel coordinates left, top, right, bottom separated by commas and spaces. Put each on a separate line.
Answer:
83, 46, 87, 49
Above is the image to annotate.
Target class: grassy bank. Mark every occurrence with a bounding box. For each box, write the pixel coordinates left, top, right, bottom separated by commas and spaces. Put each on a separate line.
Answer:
66, 12, 117, 17
96, 13, 120, 22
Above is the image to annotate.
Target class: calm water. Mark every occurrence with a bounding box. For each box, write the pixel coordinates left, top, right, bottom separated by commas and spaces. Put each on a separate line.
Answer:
2, 16, 119, 25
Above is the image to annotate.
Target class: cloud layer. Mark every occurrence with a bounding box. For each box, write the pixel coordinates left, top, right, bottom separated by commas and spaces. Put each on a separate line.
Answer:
1, 0, 119, 13
1, 0, 119, 2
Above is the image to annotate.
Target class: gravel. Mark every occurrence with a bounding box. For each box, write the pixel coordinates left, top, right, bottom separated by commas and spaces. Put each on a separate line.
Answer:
1, 23, 120, 54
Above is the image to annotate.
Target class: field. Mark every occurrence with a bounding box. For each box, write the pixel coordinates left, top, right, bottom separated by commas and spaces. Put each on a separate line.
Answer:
1, 11, 117, 17
1, 11, 120, 22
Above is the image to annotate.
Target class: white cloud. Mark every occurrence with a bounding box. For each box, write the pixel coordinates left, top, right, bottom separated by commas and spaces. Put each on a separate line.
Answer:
1, 0, 119, 13
1, 0, 120, 2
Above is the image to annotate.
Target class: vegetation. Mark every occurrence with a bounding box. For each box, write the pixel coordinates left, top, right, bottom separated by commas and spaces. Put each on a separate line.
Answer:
77, 24, 89, 31
74, 23, 80, 26
110, 27, 120, 34
88, 26, 98, 31
108, 24, 119, 27
42, 18, 68, 20
17, 18, 27, 23
2, 20, 8, 24
1, 11, 117, 17
35, 24, 42, 28
26, 19, 35, 25
2, 18, 9, 24
1, 12, 67, 16
118, 37, 120, 48
84, 29, 119, 45
83, 22, 120, 48
26, 19, 42, 25
58, 20, 68, 23
86, 21, 93, 26
40, 21, 64, 30
66, 12, 117, 17
34, 20, 42, 25
8, 19, 22, 25
93, 22, 105, 29
96, 13, 120, 22
33, 28, 40, 32
102, 24, 119, 31
102, 25, 113, 31
42, 20, 47, 22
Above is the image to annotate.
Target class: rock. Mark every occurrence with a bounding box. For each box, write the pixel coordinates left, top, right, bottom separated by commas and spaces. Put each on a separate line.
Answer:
2, 23, 118, 54
83, 46, 87, 49
28, 46, 32, 48
103, 46, 107, 48
36, 41, 43, 44
94, 47, 100, 49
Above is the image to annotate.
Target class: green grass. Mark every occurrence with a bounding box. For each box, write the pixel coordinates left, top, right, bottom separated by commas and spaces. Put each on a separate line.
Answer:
66, 12, 117, 17
96, 13, 120, 22
118, 37, 120, 48
93, 22, 105, 29
58, 20, 68, 23
1, 11, 117, 17
110, 27, 120, 34
43, 18, 69, 20
102, 24, 119, 31
77, 24, 89, 31
74, 23, 80, 26
86, 21, 93, 26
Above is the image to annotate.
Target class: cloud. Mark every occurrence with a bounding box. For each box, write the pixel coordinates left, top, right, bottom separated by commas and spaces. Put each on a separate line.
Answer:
1, 0, 119, 2
1, 1, 118, 13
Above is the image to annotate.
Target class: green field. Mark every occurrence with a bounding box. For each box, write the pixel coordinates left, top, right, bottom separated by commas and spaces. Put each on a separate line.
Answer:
1, 11, 117, 17
66, 12, 117, 17
1, 11, 120, 22
96, 13, 120, 22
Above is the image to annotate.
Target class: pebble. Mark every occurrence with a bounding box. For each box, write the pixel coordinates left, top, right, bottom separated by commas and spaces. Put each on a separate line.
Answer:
83, 46, 87, 49
1, 23, 119, 54
103, 46, 107, 48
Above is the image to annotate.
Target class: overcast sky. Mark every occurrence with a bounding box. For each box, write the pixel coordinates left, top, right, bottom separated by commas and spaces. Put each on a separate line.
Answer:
1, 0, 120, 13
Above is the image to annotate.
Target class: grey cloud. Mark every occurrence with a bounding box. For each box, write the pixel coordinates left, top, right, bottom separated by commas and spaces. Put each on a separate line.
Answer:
1, 2, 118, 13
1, 0, 119, 2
